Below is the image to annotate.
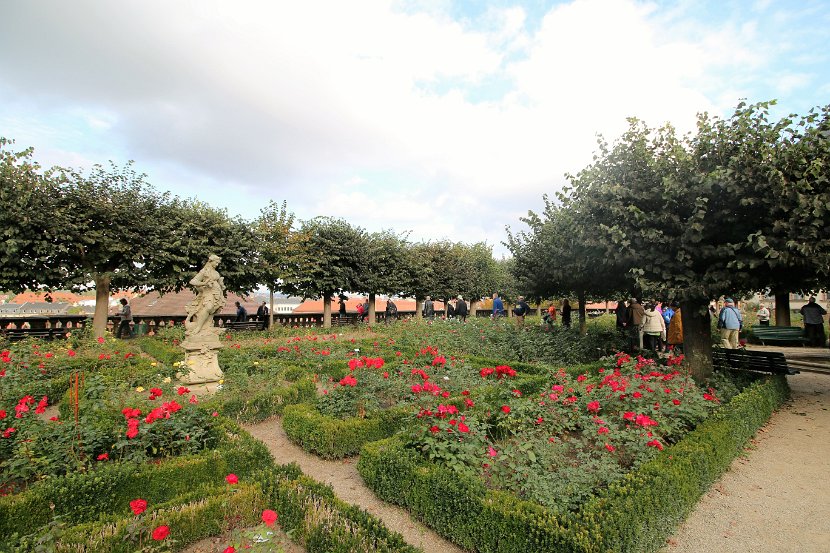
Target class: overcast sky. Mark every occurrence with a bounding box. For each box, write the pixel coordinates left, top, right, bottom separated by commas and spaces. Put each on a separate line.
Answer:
2, 0, 828, 256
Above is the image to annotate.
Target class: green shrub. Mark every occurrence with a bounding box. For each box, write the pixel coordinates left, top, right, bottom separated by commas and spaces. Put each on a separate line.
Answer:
263, 466, 420, 553
358, 374, 789, 553
0, 418, 271, 544
282, 404, 408, 459
204, 377, 316, 423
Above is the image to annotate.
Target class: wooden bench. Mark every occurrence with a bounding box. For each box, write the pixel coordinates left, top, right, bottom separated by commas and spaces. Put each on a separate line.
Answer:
223, 320, 267, 331
749, 326, 808, 346
333, 314, 358, 326
1, 328, 70, 341
712, 348, 798, 375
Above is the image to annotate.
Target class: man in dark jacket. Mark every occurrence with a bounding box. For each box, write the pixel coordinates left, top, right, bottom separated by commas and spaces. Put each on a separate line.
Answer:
423, 296, 435, 319
801, 297, 827, 347
514, 296, 531, 326
235, 301, 247, 322
455, 295, 468, 322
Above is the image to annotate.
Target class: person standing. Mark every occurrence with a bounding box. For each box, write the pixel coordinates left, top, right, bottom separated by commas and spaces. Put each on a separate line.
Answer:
422, 296, 435, 319
801, 297, 827, 347
615, 300, 627, 332
642, 302, 666, 351
117, 298, 133, 339
667, 302, 683, 352
757, 304, 771, 327
235, 301, 248, 322
338, 294, 348, 320
455, 295, 468, 322
626, 298, 645, 351
546, 303, 557, 326
718, 298, 742, 349
561, 299, 572, 328
384, 298, 397, 323
256, 301, 269, 322
492, 293, 505, 318
514, 296, 530, 326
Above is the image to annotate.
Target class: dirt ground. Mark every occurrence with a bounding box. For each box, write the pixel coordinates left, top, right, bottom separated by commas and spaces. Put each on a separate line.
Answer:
663, 371, 830, 552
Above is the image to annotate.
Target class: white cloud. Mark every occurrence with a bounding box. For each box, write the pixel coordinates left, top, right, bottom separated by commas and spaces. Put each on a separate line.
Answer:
0, 0, 827, 253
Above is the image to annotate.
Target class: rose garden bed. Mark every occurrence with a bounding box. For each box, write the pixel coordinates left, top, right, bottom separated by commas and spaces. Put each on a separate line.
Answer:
0, 317, 789, 552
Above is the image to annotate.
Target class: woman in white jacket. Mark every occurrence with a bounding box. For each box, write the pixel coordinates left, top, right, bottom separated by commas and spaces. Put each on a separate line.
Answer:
642, 302, 666, 351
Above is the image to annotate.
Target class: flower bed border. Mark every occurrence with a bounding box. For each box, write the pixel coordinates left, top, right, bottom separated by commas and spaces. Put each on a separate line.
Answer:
0, 418, 270, 545
357, 373, 790, 553
282, 403, 409, 459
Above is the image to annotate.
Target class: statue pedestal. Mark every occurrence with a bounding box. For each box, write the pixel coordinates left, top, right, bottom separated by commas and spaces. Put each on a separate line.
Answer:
179, 329, 224, 384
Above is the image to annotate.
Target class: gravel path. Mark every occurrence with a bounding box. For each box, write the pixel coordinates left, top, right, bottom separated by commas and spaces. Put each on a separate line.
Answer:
243, 418, 465, 553
663, 372, 830, 552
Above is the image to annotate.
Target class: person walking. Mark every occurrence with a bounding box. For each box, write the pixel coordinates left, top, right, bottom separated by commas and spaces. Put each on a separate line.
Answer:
422, 296, 435, 319
455, 295, 468, 322
801, 297, 827, 347
492, 293, 505, 318
561, 299, 572, 328
235, 301, 248, 322
116, 298, 134, 338
717, 298, 742, 349
757, 304, 771, 327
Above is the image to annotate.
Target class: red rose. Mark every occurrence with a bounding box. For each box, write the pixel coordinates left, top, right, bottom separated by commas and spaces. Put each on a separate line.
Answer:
223, 547, 236, 553
130, 498, 147, 515
226, 473, 238, 485
261, 509, 278, 527
151, 525, 169, 540
501, 405, 511, 414
97, 453, 109, 461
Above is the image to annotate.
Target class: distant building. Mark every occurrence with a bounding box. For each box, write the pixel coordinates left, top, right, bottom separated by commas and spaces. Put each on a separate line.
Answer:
0, 302, 71, 316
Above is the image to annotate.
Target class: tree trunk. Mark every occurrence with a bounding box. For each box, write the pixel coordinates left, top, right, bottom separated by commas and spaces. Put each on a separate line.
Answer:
93, 274, 111, 339
680, 297, 713, 381
323, 296, 332, 328
269, 288, 275, 328
470, 299, 477, 318
578, 290, 588, 335
415, 299, 423, 319
774, 292, 791, 326
368, 293, 376, 326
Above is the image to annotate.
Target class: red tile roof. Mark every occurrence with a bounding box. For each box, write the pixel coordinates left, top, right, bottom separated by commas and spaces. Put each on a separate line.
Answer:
293, 297, 444, 313
127, 290, 259, 317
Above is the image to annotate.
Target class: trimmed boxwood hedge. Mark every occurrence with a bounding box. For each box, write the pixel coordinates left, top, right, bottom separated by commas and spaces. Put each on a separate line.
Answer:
203, 377, 317, 423
0, 418, 270, 545
357, 374, 790, 553
263, 466, 422, 553
282, 404, 409, 459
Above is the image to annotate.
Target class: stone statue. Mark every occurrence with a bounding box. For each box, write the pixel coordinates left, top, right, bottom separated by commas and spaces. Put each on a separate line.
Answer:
179, 254, 225, 384
185, 254, 225, 336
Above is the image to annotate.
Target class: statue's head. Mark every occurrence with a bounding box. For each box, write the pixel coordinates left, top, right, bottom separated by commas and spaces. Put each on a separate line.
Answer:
208, 254, 221, 265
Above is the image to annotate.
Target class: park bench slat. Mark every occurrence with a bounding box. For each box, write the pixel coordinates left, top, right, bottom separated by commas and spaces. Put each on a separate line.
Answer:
749, 326, 808, 346
712, 348, 798, 375
1, 328, 69, 341
223, 320, 267, 331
